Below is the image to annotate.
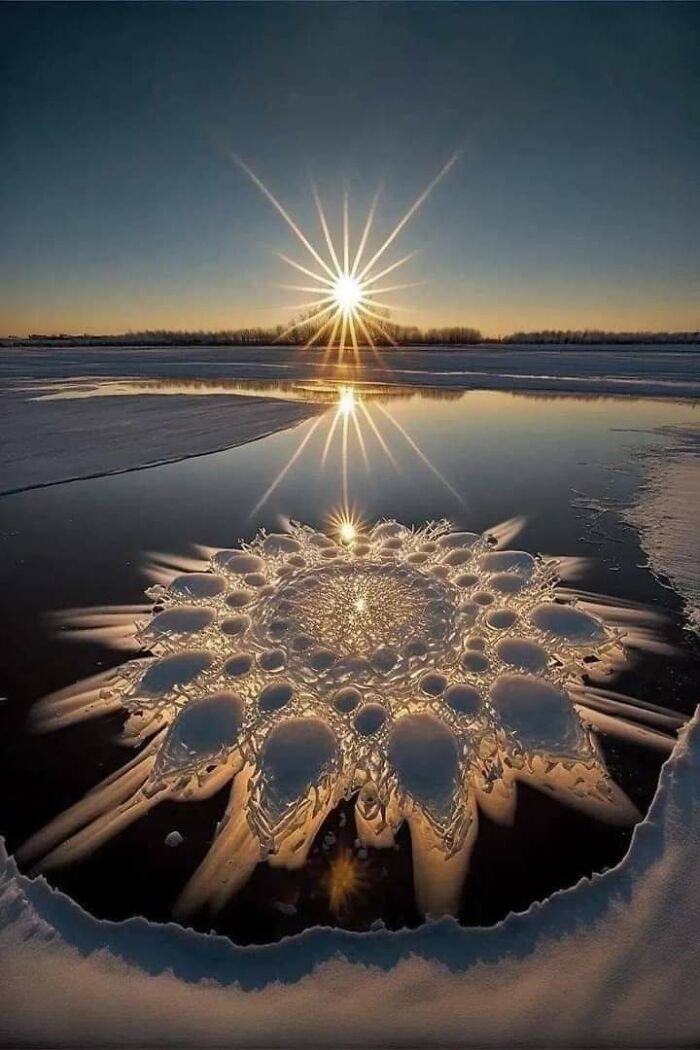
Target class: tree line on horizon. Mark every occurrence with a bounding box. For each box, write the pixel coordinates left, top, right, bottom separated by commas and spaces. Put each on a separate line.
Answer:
3, 325, 698, 347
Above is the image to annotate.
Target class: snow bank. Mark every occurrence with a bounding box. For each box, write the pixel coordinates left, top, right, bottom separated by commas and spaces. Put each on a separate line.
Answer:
1, 708, 698, 1046
626, 424, 700, 633
0, 390, 318, 494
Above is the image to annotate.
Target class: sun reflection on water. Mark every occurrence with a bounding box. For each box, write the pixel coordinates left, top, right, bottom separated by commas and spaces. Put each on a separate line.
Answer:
253, 381, 463, 517
325, 848, 367, 916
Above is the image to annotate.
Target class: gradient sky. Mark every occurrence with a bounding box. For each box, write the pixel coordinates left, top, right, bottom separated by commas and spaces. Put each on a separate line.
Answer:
2, 1, 699, 337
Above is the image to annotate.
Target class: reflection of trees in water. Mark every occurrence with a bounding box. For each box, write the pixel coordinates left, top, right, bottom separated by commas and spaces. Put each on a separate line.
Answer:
497, 389, 687, 406
64, 376, 466, 405
37, 375, 695, 411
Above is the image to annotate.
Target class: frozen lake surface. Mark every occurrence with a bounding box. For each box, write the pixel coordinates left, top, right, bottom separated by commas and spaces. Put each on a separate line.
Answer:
2, 344, 699, 492
3, 342, 700, 393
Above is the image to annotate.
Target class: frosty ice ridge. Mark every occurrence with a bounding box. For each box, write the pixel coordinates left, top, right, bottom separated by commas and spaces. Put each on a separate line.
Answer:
20, 518, 681, 918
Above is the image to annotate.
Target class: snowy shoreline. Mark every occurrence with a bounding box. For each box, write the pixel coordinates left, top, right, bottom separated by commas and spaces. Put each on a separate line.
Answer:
0, 388, 320, 495
1, 710, 698, 1046
626, 424, 700, 634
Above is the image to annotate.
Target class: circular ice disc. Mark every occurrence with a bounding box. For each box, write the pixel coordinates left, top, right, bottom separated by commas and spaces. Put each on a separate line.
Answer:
530, 603, 607, 644
170, 573, 225, 600
138, 651, 213, 696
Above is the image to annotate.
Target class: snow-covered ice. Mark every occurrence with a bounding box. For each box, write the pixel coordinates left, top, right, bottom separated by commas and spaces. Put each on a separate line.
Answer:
626, 424, 700, 634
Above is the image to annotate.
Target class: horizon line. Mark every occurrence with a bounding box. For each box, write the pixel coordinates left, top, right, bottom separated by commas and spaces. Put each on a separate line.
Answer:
2, 325, 699, 345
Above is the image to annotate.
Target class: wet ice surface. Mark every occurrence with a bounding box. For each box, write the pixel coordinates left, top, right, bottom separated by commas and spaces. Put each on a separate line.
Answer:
4, 344, 700, 393
19, 518, 680, 922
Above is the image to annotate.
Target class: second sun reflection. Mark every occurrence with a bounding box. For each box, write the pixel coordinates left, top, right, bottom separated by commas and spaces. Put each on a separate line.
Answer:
251, 383, 463, 517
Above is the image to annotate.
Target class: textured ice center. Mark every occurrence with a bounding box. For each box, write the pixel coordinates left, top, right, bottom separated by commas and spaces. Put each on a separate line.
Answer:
263, 561, 460, 661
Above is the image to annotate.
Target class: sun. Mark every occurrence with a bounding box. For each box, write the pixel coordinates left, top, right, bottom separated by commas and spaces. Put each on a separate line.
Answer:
251, 384, 466, 517
233, 153, 461, 360
333, 274, 363, 314
337, 386, 356, 417
339, 520, 356, 544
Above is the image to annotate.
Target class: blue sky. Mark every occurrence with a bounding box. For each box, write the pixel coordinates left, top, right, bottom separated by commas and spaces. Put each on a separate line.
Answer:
1, 1, 698, 335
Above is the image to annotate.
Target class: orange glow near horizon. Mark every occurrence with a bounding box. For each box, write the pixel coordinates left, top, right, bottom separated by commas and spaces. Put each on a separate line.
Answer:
4, 294, 698, 342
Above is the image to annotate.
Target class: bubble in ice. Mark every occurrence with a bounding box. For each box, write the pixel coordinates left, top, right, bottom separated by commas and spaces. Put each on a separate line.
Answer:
257, 717, 338, 822
145, 606, 216, 639
224, 652, 254, 678
461, 651, 490, 674
213, 551, 266, 575
436, 531, 480, 550
220, 614, 251, 637
154, 691, 244, 777
529, 602, 607, 643
354, 702, 388, 736
389, 714, 461, 820
26, 517, 671, 919
495, 637, 549, 673
170, 573, 225, 599
420, 672, 448, 696
490, 674, 588, 757
333, 686, 362, 713
259, 648, 287, 672
479, 550, 536, 576
490, 572, 527, 595
137, 651, 213, 697
444, 683, 481, 717
486, 607, 519, 630
262, 534, 302, 555
258, 681, 294, 714
225, 588, 255, 609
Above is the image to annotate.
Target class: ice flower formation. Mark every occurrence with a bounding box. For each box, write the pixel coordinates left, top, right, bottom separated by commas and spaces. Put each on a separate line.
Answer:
22, 518, 675, 918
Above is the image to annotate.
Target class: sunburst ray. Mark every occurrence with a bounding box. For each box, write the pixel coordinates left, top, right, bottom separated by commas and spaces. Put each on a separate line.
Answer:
312, 183, 343, 274
276, 253, 335, 288
356, 152, 460, 281
250, 416, 323, 515
351, 185, 381, 277
237, 157, 458, 355
373, 402, 465, 505
358, 401, 398, 468
235, 156, 336, 280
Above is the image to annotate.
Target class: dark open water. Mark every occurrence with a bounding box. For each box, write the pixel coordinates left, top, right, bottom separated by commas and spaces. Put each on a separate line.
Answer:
0, 383, 698, 942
